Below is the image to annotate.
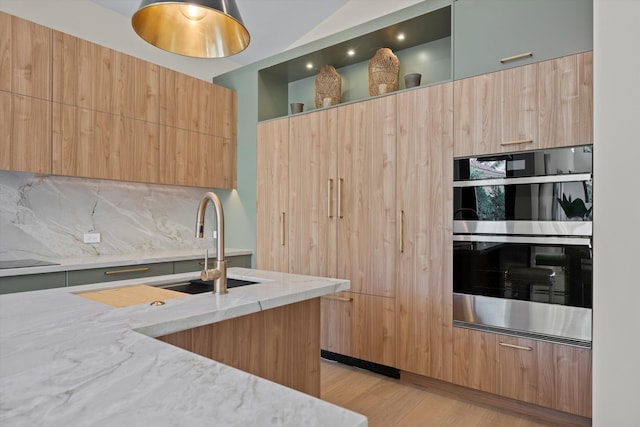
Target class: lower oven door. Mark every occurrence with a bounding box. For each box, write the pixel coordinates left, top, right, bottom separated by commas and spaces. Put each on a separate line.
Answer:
453, 234, 592, 345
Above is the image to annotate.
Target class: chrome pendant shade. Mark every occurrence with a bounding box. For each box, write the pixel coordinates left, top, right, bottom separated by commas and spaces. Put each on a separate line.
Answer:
131, 0, 250, 58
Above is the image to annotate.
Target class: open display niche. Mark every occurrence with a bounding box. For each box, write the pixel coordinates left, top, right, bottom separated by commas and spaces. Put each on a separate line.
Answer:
257, 5, 452, 121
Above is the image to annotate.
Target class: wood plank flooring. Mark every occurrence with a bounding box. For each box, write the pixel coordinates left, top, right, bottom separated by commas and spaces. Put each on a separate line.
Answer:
320, 359, 558, 427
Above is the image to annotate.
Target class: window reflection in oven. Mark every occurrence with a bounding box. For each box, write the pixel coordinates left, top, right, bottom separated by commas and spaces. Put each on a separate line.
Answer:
453, 241, 592, 309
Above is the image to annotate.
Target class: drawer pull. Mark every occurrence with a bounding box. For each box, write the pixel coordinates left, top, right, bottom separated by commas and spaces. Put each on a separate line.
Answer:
280, 212, 286, 246
322, 295, 353, 302
399, 210, 405, 253
337, 178, 343, 219
499, 342, 533, 351
500, 52, 533, 64
327, 179, 333, 218
500, 139, 533, 146
104, 267, 150, 275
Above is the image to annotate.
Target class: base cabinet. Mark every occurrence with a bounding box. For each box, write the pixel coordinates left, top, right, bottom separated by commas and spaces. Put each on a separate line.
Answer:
452, 327, 592, 418
158, 298, 321, 397
321, 292, 396, 367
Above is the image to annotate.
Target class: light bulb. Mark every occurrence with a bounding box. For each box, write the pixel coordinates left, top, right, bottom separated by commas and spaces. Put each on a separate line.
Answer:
180, 4, 208, 21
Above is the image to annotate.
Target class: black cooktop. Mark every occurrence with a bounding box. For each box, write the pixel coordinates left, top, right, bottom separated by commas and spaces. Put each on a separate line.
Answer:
0, 259, 59, 269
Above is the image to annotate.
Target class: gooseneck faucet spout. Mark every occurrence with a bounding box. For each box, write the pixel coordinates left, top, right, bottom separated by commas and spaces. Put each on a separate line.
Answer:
195, 192, 227, 294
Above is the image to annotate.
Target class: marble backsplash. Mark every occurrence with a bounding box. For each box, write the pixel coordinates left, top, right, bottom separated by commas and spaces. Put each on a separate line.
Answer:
0, 171, 218, 261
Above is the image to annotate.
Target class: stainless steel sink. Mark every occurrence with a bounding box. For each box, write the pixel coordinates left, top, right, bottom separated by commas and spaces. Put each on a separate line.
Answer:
159, 278, 258, 294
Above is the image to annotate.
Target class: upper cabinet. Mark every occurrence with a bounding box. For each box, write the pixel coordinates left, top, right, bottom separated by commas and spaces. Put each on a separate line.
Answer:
454, 51, 593, 157
453, 0, 593, 80
52, 32, 134, 117
1, 11, 237, 189
5, 14, 52, 100
0, 13, 52, 174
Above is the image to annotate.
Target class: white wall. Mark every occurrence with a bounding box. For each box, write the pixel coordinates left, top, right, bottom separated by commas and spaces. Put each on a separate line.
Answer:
593, 1, 640, 425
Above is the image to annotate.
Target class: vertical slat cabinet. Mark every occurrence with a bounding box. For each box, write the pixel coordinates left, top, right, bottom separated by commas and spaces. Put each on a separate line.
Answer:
396, 83, 454, 381
0, 12, 11, 92
256, 118, 290, 272
288, 109, 338, 278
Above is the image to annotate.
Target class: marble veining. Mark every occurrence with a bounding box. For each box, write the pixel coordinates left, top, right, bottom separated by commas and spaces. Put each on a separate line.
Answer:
0, 171, 220, 261
0, 268, 366, 426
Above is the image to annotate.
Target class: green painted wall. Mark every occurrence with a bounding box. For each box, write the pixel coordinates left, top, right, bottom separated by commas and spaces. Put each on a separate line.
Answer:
213, 0, 452, 265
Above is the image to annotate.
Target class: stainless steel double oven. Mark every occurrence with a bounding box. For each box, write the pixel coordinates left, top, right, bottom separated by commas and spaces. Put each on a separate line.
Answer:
453, 145, 593, 346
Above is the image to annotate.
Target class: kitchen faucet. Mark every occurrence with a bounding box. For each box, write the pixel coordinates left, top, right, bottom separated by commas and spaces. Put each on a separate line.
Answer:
195, 192, 227, 294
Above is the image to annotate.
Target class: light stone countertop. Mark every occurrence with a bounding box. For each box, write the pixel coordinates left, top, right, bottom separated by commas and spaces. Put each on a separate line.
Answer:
0, 248, 253, 277
0, 268, 367, 427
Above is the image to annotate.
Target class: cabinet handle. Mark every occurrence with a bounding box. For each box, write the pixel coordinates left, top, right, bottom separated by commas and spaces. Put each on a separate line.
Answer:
499, 342, 533, 351
280, 212, 286, 246
500, 52, 533, 64
327, 179, 333, 218
399, 210, 405, 253
500, 139, 533, 146
337, 178, 343, 219
104, 267, 150, 275
322, 294, 353, 302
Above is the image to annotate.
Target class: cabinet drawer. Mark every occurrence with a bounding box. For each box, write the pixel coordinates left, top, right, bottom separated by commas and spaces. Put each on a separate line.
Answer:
67, 262, 173, 286
0, 272, 66, 294
173, 255, 252, 274
452, 327, 592, 417
453, 0, 592, 80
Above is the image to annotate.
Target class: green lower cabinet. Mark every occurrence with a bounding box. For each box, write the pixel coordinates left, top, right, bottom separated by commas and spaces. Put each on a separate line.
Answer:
67, 262, 174, 286
173, 255, 252, 274
0, 272, 67, 294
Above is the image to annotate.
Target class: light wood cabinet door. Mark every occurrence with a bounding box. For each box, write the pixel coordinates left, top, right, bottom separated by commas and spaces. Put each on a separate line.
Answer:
256, 118, 289, 271
52, 104, 135, 181
539, 51, 593, 149
336, 96, 397, 297
321, 292, 396, 367
396, 83, 453, 381
215, 85, 237, 140
0, 13, 10, 92
454, 62, 538, 157
132, 119, 160, 183
497, 336, 555, 409
288, 109, 338, 277
10, 94, 52, 174
134, 57, 159, 122
0, 91, 11, 170
11, 15, 51, 100
552, 343, 592, 417
452, 327, 497, 394
52, 33, 134, 117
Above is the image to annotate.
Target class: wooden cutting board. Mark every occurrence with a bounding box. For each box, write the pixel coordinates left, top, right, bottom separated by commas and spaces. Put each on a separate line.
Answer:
76, 285, 187, 308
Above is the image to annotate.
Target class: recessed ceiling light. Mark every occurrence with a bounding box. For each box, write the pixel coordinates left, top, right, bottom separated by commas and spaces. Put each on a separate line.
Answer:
397, 33, 405, 41
306, 62, 313, 69
347, 49, 355, 56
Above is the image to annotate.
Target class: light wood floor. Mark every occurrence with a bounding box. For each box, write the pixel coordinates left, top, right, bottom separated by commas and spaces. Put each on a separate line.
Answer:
320, 359, 556, 427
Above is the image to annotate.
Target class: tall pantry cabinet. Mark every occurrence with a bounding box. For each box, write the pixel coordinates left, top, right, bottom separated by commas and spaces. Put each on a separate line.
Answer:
257, 87, 452, 370
256, 95, 399, 367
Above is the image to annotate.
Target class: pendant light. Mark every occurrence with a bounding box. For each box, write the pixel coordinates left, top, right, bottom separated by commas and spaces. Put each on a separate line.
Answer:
132, 0, 250, 58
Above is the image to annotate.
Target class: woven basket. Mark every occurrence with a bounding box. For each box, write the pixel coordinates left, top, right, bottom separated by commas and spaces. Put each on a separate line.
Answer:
368, 48, 399, 96
315, 65, 342, 108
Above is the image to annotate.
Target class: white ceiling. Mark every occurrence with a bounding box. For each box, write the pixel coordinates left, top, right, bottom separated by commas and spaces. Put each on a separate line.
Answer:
85, 0, 425, 78
89, 0, 350, 67
0, 0, 425, 80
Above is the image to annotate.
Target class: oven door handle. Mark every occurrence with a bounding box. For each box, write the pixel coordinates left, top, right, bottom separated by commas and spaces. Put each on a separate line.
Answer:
453, 234, 591, 246
453, 173, 592, 188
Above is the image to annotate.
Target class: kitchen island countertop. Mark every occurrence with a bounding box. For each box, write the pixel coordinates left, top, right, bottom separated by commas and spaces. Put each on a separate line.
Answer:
0, 268, 367, 426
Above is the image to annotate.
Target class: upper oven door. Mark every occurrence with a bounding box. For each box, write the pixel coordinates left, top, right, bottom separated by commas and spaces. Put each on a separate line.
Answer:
453, 145, 593, 236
